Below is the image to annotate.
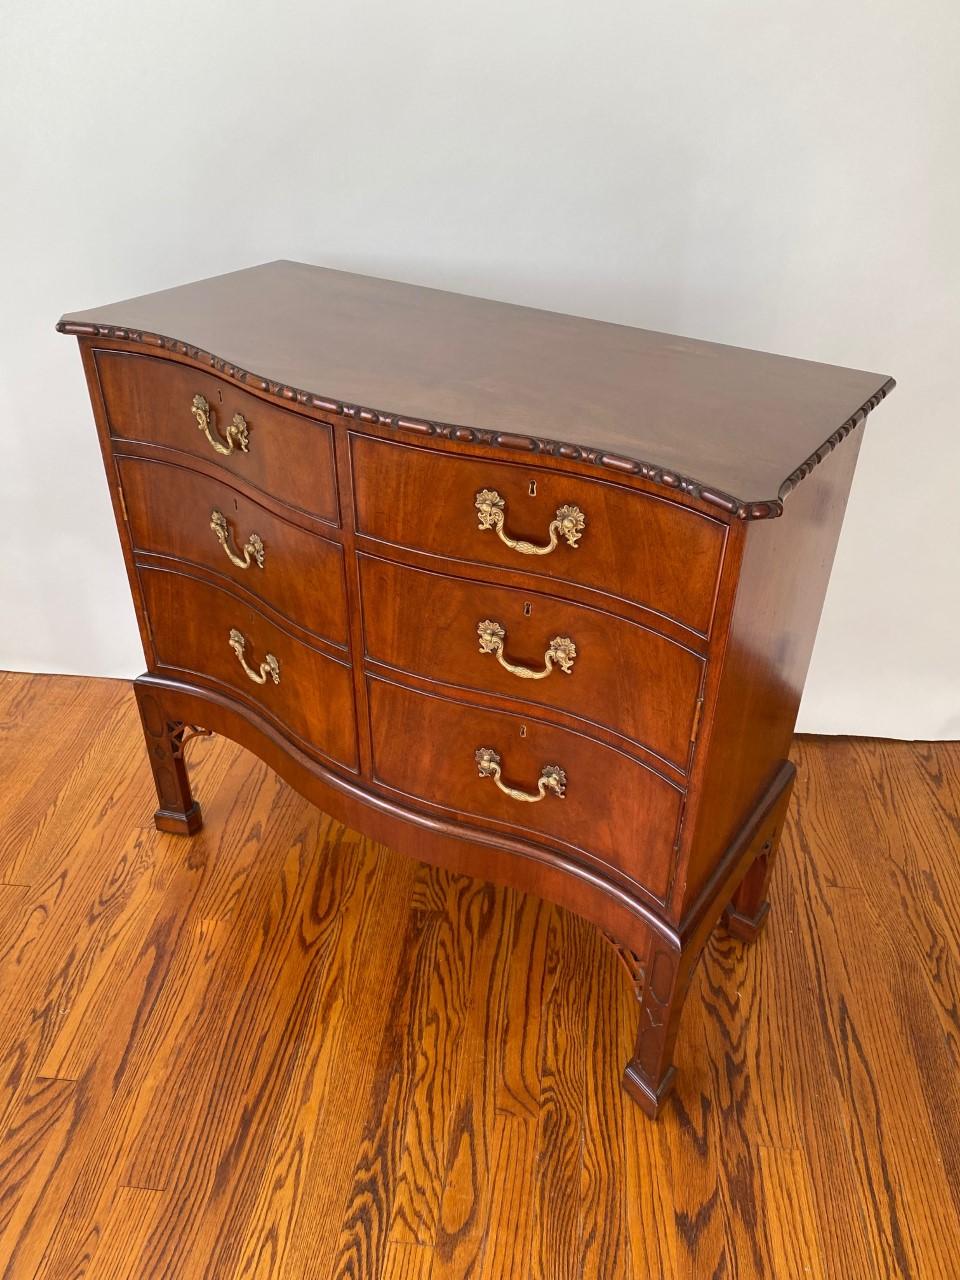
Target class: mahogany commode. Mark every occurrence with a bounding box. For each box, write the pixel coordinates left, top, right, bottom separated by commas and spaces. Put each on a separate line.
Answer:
58, 261, 894, 1117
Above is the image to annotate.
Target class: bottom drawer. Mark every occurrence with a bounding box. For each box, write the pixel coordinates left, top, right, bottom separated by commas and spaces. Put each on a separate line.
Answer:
138, 565, 358, 771
368, 677, 682, 901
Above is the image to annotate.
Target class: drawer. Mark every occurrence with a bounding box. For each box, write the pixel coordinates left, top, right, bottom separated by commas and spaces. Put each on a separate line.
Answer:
138, 566, 358, 771
360, 555, 703, 770
95, 350, 338, 523
368, 677, 682, 901
118, 456, 349, 648
351, 435, 725, 636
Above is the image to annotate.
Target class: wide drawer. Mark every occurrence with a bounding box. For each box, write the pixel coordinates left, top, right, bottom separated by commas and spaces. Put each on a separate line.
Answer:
138, 566, 358, 770
368, 677, 682, 901
359, 554, 703, 770
95, 350, 338, 523
351, 434, 726, 636
118, 456, 349, 647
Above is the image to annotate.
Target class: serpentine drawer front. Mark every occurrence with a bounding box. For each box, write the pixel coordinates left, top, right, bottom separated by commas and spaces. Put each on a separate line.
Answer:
358, 553, 704, 772
59, 260, 894, 1119
367, 677, 683, 903
116, 456, 350, 647
96, 349, 339, 523
351, 433, 726, 637
137, 565, 358, 772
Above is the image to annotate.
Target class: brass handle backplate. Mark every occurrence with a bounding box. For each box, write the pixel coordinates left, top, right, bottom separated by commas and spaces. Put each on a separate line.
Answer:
477, 620, 576, 680
475, 489, 585, 556
228, 628, 279, 685
192, 394, 250, 456
211, 509, 265, 569
475, 747, 566, 803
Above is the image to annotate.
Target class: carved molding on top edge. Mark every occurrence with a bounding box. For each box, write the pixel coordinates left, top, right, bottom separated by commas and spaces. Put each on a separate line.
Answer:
58, 321, 894, 521
776, 381, 894, 503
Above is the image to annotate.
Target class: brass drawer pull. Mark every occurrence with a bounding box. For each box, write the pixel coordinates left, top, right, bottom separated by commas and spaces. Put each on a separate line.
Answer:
211, 509, 265, 569
228, 629, 280, 685
192, 394, 250, 456
475, 489, 585, 555
475, 747, 566, 803
477, 620, 576, 680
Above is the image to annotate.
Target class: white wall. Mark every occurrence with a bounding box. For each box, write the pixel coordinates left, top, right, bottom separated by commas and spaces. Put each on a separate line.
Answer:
1, 0, 958, 738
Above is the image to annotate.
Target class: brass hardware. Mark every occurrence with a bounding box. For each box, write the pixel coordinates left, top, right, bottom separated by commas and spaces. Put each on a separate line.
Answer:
475, 747, 566, 803
475, 490, 585, 555
192, 394, 249, 456
211, 509, 265, 569
228, 628, 279, 685
477, 620, 576, 680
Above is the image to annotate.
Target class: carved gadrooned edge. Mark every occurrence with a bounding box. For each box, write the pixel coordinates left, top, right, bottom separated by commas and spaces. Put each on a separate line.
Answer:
775, 381, 894, 504
57, 320, 895, 520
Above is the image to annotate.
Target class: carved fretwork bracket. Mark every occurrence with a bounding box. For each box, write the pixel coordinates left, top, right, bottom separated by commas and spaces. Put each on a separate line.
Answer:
167, 723, 213, 759
601, 930, 647, 1002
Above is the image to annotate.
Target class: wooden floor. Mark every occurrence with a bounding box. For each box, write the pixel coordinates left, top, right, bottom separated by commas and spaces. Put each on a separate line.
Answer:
0, 672, 958, 1280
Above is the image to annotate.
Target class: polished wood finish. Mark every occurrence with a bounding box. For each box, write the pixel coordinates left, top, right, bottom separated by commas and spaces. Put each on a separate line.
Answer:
58, 262, 895, 1117
681, 427, 866, 904
366, 675, 683, 902
95, 348, 340, 523
358, 553, 704, 771
2, 672, 959, 1279
117, 456, 350, 646
138, 566, 358, 771
60, 259, 892, 515
351, 433, 727, 636
135, 682, 204, 835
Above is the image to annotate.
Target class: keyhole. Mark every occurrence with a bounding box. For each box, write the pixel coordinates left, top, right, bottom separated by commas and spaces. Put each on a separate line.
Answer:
528, 479, 537, 497
519, 724, 527, 738
523, 602, 533, 617
217, 389, 223, 404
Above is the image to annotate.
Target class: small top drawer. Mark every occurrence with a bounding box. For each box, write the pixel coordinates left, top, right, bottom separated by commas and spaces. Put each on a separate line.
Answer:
94, 350, 338, 524
351, 435, 726, 636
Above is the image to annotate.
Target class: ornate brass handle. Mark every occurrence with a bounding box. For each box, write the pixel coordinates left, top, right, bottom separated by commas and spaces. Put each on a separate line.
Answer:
475, 747, 566, 803
192, 394, 250, 456
475, 489, 585, 555
228, 628, 280, 685
477, 620, 576, 680
211, 509, 265, 569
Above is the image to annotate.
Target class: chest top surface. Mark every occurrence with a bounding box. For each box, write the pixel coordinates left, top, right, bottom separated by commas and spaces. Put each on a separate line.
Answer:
58, 259, 893, 517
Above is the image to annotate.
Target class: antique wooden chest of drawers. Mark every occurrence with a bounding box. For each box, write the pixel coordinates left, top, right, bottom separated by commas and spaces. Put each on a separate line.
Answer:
58, 261, 893, 1117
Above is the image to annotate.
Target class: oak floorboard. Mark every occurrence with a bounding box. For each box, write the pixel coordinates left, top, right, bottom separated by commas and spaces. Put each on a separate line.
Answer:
0, 1076, 77, 1280
73, 1185, 165, 1280
529, 908, 592, 1280
0, 672, 958, 1279
379, 1240, 435, 1280
431, 884, 519, 1280
388, 868, 481, 1249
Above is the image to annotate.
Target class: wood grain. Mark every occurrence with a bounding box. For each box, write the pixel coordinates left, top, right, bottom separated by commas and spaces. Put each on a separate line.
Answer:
1, 672, 958, 1279
57, 259, 893, 515
95, 347, 340, 525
